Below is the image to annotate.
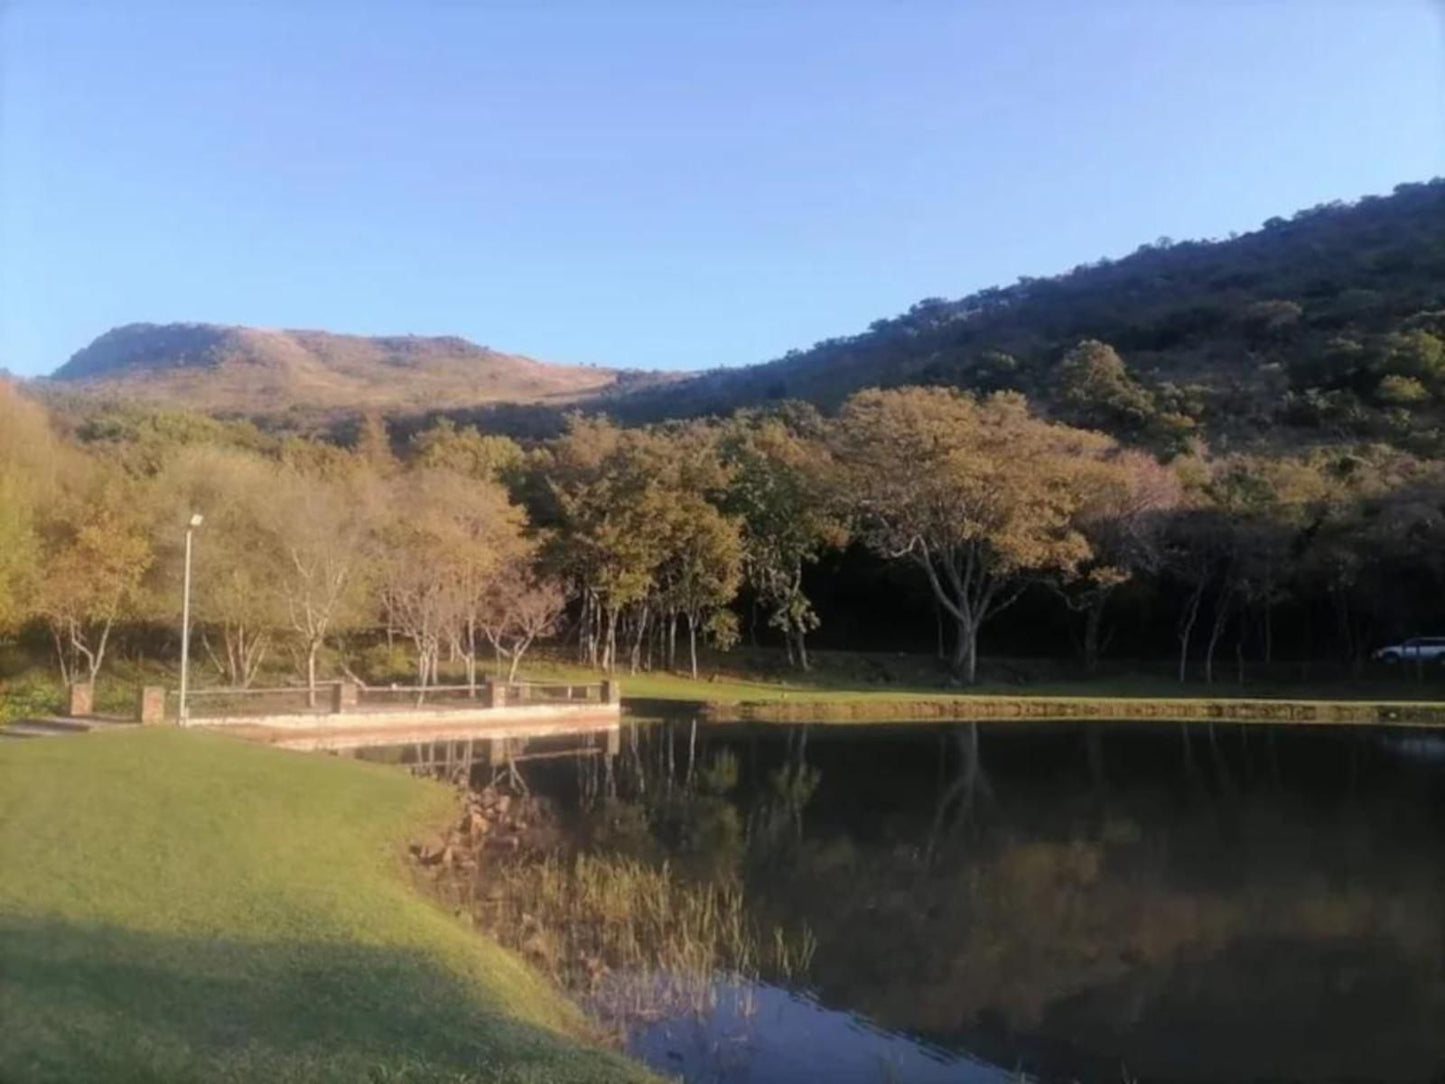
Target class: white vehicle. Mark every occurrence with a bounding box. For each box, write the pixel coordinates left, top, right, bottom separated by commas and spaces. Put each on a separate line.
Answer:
1373, 637, 1445, 663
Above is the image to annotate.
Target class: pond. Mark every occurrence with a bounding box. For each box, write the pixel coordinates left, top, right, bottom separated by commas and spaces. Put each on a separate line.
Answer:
393, 718, 1445, 1083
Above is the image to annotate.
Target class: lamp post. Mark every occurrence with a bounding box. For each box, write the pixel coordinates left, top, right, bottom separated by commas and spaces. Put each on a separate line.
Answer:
179, 512, 203, 723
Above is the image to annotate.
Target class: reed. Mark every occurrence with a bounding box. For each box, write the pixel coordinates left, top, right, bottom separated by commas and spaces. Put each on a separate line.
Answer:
474, 851, 814, 1027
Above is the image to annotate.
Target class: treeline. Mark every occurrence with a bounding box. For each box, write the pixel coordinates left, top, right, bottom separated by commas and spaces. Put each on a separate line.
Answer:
615, 180, 1445, 459
3, 376, 1445, 693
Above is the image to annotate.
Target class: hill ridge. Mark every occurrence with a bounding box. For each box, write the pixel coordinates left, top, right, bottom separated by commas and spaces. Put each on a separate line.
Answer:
51, 321, 673, 415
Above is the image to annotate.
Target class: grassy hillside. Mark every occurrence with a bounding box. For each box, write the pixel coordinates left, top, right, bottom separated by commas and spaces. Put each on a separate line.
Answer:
616, 179, 1445, 453
47, 322, 673, 416
0, 728, 652, 1083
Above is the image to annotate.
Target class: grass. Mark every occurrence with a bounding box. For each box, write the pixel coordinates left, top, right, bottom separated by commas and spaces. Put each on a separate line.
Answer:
512, 648, 1445, 709
0, 728, 655, 1083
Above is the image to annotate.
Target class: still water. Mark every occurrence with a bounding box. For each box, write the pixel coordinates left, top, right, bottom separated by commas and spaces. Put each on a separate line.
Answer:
443, 718, 1445, 1082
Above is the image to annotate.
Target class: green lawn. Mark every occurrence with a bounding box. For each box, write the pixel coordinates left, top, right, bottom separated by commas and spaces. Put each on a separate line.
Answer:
515, 650, 1445, 707
0, 728, 654, 1084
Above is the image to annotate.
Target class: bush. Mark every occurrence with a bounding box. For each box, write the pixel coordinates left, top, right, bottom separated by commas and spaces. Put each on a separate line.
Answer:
1375, 374, 1430, 406
0, 674, 61, 723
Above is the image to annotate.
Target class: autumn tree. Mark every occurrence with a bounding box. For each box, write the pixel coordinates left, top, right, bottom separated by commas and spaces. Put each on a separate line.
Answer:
0, 382, 58, 631
655, 492, 744, 679
151, 446, 289, 687
478, 559, 568, 683
410, 418, 525, 485
270, 463, 380, 704
377, 466, 528, 693
33, 460, 153, 684
835, 387, 1113, 682
720, 409, 846, 670
1050, 450, 1182, 672
534, 416, 746, 676
537, 417, 675, 672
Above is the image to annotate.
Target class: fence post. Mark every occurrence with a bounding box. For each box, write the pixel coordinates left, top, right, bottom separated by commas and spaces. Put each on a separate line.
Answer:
331, 681, 358, 714
137, 686, 166, 726
67, 682, 94, 718
601, 680, 620, 705
484, 680, 507, 709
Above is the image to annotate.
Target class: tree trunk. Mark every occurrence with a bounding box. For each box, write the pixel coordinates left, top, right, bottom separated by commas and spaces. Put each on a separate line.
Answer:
794, 629, 810, 672
601, 607, 618, 673
507, 634, 537, 684
949, 615, 981, 684
1082, 593, 1108, 674
629, 605, 648, 675
1177, 578, 1207, 684
1235, 615, 1247, 687
306, 641, 320, 708
688, 614, 699, 681
1204, 591, 1232, 685
50, 624, 72, 687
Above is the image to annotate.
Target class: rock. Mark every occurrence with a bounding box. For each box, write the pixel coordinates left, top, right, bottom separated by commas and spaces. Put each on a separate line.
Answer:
413, 834, 450, 865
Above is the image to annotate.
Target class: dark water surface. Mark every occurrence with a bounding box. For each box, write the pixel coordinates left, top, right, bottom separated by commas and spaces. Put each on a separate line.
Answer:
439, 719, 1445, 1082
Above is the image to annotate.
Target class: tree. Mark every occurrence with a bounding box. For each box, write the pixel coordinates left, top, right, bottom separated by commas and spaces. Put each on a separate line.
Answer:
377, 467, 528, 694
721, 410, 847, 670
1050, 451, 1181, 671
538, 417, 680, 672
33, 462, 153, 684
655, 493, 744, 679
835, 387, 1111, 682
478, 560, 568, 683
410, 418, 524, 485
1056, 339, 1157, 436
270, 465, 379, 704
151, 446, 289, 687
0, 382, 57, 632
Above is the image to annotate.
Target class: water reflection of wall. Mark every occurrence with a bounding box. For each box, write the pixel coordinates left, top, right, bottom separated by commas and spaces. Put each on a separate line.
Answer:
547, 719, 1445, 1083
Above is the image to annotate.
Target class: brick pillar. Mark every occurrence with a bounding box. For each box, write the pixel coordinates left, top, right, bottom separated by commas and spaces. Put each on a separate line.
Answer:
68, 682, 94, 718
137, 686, 166, 725
484, 680, 507, 709
601, 680, 620, 705
331, 681, 359, 713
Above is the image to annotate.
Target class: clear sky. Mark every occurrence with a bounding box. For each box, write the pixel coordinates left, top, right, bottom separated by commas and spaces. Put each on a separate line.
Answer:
1, 2, 1441, 377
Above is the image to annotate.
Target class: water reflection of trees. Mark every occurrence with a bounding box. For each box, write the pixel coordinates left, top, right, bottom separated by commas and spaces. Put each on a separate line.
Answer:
569, 720, 1445, 1083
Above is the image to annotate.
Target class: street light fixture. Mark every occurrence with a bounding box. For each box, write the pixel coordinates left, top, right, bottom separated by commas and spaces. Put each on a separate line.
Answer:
179, 512, 204, 723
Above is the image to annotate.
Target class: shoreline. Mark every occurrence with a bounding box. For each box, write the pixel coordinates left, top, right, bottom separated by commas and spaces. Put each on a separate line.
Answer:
671, 694, 1445, 726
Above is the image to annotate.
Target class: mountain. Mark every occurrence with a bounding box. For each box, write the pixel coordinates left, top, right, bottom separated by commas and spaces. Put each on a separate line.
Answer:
614, 179, 1445, 454
48, 323, 672, 415
43, 181, 1445, 451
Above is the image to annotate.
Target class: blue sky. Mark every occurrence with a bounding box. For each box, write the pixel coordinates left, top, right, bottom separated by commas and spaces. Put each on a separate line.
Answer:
1, 2, 1441, 377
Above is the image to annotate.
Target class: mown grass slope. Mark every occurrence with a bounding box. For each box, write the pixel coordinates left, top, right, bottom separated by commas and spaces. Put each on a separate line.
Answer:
0, 728, 654, 1083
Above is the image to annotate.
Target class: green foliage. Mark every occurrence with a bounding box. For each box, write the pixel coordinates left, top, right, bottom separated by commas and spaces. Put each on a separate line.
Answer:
1375, 374, 1430, 406
619, 180, 1445, 453
410, 418, 526, 486
1056, 339, 1159, 436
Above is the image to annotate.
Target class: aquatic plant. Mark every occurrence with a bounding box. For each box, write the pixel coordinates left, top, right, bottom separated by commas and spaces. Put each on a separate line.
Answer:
474, 851, 815, 1028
